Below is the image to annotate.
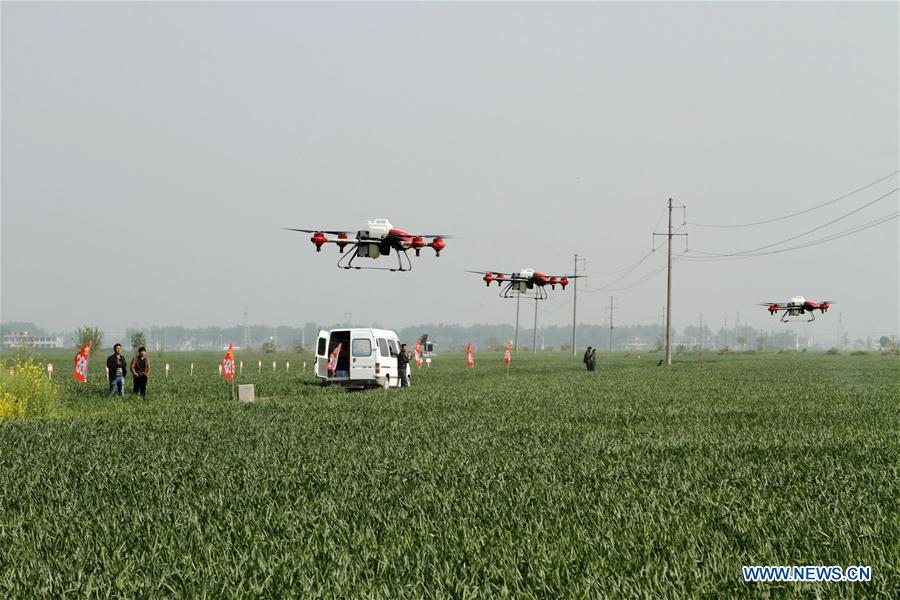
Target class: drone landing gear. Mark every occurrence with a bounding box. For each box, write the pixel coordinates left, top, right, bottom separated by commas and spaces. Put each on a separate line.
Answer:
499, 282, 547, 300
337, 245, 413, 272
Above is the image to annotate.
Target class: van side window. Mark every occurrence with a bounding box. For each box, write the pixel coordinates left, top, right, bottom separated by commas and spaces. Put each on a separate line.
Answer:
389, 340, 400, 356
317, 337, 326, 356
376, 338, 389, 357
352, 338, 372, 357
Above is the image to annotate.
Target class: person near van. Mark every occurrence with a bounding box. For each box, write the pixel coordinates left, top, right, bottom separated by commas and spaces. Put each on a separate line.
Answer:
130, 346, 151, 398
583, 346, 596, 372
107, 343, 127, 397
397, 343, 410, 387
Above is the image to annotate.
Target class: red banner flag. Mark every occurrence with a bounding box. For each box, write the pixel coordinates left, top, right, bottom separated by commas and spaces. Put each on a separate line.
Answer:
414, 340, 423, 368
73, 341, 91, 382
327, 343, 342, 376
504, 341, 511, 365
222, 343, 235, 382
466, 342, 475, 367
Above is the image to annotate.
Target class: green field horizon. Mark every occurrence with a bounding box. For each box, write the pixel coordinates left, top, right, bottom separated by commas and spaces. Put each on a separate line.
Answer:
1, 351, 898, 597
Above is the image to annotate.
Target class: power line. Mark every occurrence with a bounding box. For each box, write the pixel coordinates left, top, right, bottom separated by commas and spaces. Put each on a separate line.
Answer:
688, 170, 899, 228
688, 187, 898, 258
683, 211, 899, 261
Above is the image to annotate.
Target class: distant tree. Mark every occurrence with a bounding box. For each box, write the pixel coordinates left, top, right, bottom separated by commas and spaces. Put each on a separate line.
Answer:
261, 340, 276, 353
736, 336, 747, 350
131, 331, 147, 352
826, 347, 840, 355
75, 326, 103, 350
879, 336, 896, 352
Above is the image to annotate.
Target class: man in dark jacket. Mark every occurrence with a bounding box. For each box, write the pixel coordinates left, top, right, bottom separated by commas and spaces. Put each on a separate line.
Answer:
130, 346, 151, 398
397, 343, 410, 388
583, 346, 596, 372
107, 343, 127, 397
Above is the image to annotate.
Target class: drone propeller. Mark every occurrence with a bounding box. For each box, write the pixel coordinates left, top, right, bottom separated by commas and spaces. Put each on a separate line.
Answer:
286, 228, 353, 235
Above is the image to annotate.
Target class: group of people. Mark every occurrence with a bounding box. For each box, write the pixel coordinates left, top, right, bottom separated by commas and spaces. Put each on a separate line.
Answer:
106, 344, 151, 398
583, 346, 597, 371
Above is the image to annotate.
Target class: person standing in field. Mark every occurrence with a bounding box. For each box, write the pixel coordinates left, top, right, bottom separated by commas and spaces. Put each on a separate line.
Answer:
583, 346, 596, 372
130, 346, 151, 398
107, 343, 127, 397
397, 343, 410, 388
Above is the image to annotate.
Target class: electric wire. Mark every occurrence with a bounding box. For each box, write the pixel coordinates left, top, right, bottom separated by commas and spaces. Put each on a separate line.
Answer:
688, 170, 899, 228
687, 187, 898, 257
682, 211, 899, 261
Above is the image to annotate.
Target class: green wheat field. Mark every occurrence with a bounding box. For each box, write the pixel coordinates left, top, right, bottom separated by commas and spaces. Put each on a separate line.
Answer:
1, 350, 898, 597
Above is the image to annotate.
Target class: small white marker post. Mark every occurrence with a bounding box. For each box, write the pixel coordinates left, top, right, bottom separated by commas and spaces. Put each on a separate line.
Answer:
47, 363, 54, 380
191, 363, 194, 377
239, 360, 244, 374
258, 360, 262, 374
165, 363, 170, 378
272, 360, 276, 371
286, 361, 290, 371
218, 364, 223, 375
303, 361, 307, 370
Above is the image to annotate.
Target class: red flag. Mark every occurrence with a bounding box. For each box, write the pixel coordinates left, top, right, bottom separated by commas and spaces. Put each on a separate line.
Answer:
466, 342, 475, 367
73, 341, 91, 382
414, 340, 423, 367
504, 341, 511, 365
327, 343, 342, 376
222, 343, 235, 382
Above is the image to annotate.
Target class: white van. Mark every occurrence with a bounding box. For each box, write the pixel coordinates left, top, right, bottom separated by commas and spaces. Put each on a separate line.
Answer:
315, 328, 407, 389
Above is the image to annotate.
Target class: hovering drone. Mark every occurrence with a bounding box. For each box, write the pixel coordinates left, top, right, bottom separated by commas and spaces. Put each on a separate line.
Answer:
288, 219, 449, 271
760, 296, 834, 322
467, 268, 582, 299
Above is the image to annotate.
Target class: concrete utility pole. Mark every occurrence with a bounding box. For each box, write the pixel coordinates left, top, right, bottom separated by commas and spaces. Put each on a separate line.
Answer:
698, 313, 703, 351
571, 254, 586, 355
653, 198, 687, 366
608, 296, 617, 353
532, 297, 539, 352
514, 291, 521, 353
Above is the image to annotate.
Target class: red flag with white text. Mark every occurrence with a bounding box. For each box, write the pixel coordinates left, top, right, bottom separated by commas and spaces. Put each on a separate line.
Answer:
328, 343, 342, 375
73, 341, 91, 382
414, 340, 423, 367
466, 343, 475, 367
222, 343, 235, 382
504, 341, 511, 365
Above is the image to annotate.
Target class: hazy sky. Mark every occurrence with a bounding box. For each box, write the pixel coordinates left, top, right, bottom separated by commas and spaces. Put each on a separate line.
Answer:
2, 1, 898, 344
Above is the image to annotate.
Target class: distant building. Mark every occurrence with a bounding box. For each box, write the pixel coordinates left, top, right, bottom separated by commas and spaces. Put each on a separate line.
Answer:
622, 337, 649, 351
2, 331, 65, 350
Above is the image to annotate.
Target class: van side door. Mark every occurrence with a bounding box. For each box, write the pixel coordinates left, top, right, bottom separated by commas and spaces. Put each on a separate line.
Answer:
376, 337, 397, 385
315, 330, 329, 379
349, 333, 376, 381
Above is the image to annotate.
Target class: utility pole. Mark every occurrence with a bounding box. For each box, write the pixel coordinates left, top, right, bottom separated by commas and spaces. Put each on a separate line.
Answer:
532, 297, 539, 352
608, 296, 617, 353
571, 254, 586, 355
514, 292, 521, 353
698, 313, 703, 351
243, 306, 250, 349
653, 198, 687, 366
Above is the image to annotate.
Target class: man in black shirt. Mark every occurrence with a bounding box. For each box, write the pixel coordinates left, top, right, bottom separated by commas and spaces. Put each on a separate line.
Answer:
107, 343, 127, 397
130, 346, 151, 398
397, 343, 410, 388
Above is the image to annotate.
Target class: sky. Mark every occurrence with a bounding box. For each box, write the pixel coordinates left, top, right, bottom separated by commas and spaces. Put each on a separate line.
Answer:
2, 1, 898, 345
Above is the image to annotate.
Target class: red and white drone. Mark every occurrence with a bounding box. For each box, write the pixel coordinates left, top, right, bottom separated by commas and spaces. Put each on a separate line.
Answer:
288, 219, 449, 272
760, 296, 834, 323
467, 268, 582, 300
